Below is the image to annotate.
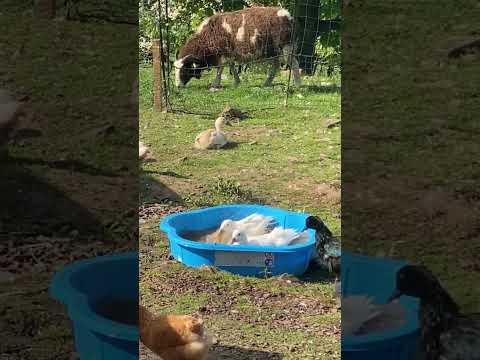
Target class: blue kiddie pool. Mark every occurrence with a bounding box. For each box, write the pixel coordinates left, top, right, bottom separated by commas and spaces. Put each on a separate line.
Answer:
160, 204, 316, 277
341, 251, 420, 360
50, 252, 139, 360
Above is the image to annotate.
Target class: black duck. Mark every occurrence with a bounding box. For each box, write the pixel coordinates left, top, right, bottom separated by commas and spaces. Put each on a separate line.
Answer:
389, 265, 480, 360
304, 216, 341, 276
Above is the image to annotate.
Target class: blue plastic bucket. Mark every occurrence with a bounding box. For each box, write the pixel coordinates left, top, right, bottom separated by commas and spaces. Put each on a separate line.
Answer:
341, 251, 420, 359
50, 252, 139, 360
160, 204, 316, 277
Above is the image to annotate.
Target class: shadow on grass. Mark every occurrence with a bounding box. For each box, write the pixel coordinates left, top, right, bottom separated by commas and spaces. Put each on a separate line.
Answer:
13, 156, 120, 177
300, 84, 341, 94
299, 261, 337, 285
142, 169, 189, 179
140, 171, 184, 206
190, 142, 240, 151
1, 158, 104, 239
210, 345, 283, 359
220, 141, 240, 150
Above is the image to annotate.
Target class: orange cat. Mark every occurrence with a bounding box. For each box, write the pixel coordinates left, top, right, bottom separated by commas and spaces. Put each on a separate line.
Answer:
139, 305, 210, 360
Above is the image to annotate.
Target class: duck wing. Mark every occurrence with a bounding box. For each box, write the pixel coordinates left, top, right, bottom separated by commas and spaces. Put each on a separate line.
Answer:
194, 129, 215, 149
255, 227, 299, 247
243, 218, 275, 236
243, 228, 305, 247
439, 315, 480, 360
236, 214, 275, 235
274, 228, 302, 247
355, 301, 406, 335
289, 231, 311, 245
342, 296, 383, 336
236, 213, 258, 224
210, 130, 227, 148
237, 213, 268, 225
324, 240, 341, 258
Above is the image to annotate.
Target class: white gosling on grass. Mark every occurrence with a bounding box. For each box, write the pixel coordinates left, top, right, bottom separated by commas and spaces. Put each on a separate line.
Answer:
194, 117, 228, 150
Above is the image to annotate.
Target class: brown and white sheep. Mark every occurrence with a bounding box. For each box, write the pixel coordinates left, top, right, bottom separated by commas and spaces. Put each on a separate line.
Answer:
174, 7, 302, 89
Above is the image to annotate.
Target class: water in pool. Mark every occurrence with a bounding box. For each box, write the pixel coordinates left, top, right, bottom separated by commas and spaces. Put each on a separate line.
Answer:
94, 299, 139, 326
180, 228, 219, 243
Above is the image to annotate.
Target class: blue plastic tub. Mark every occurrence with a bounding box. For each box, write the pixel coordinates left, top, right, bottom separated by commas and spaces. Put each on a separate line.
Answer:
341, 251, 420, 360
160, 204, 316, 277
50, 252, 139, 360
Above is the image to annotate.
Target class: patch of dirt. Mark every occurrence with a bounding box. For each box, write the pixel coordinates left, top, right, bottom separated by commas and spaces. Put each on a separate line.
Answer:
148, 175, 201, 200
139, 203, 186, 221
0, 234, 133, 274
139, 203, 186, 274
140, 260, 339, 359
141, 266, 335, 331
314, 183, 341, 205
324, 118, 341, 128
141, 176, 184, 204
228, 125, 271, 143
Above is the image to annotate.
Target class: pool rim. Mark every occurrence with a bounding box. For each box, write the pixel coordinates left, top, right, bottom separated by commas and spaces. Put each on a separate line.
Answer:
50, 252, 139, 341
160, 204, 317, 252
341, 251, 420, 349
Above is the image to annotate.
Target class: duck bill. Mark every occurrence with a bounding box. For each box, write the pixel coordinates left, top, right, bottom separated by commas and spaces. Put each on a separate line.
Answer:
387, 289, 402, 303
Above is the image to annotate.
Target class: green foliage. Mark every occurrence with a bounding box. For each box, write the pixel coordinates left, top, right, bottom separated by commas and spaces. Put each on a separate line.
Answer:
139, 65, 341, 233
139, 1, 158, 62
316, 29, 341, 76
139, 0, 341, 74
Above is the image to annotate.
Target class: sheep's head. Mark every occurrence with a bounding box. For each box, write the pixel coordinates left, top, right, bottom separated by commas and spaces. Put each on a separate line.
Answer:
175, 55, 205, 87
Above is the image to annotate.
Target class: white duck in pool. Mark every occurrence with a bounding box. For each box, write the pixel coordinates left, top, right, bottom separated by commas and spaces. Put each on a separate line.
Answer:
206, 213, 275, 244
230, 227, 310, 247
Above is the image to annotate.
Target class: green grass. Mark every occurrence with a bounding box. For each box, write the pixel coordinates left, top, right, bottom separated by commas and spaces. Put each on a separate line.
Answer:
342, 0, 480, 312
0, 2, 137, 359
140, 65, 341, 232
2, 13, 137, 174
140, 64, 341, 358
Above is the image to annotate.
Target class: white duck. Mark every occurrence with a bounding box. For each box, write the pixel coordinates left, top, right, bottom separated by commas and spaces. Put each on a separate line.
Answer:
231, 227, 309, 247
194, 117, 229, 150
342, 295, 406, 336
206, 213, 275, 244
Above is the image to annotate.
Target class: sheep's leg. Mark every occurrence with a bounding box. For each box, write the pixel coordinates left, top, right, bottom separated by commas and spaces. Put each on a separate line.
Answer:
290, 56, 302, 86
264, 59, 280, 88
229, 64, 241, 86
211, 65, 224, 89
284, 45, 302, 87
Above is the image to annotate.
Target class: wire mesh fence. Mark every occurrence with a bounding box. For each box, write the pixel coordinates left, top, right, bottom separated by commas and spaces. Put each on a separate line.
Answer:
139, 0, 341, 115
